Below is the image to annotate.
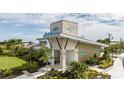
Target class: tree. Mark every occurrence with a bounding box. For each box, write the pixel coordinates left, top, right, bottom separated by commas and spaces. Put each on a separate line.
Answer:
101, 48, 110, 60
109, 39, 124, 54
96, 38, 110, 44
119, 38, 124, 52
32, 45, 52, 65
18, 45, 52, 67
65, 61, 88, 79
16, 47, 29, 57
6, 39, 22, 56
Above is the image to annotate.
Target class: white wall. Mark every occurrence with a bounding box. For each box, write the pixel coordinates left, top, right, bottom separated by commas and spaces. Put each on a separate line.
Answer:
66, 50, 75, 65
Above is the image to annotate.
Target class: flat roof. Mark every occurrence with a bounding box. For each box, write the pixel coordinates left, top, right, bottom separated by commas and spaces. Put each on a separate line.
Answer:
43, 32, 108, 47
50, 20, 78, 25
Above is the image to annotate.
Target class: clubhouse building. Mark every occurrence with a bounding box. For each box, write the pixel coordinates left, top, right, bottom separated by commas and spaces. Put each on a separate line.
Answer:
43, 20, 108, 70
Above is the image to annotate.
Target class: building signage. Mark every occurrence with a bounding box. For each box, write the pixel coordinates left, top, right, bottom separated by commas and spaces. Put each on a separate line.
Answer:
45, 31, 60, 36
66, 26, 74, 32
52, 26, 59, 32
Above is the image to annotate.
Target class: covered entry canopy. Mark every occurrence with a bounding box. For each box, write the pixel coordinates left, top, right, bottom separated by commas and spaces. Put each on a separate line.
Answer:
43, 32, 108, 48
43, 32, 109, 69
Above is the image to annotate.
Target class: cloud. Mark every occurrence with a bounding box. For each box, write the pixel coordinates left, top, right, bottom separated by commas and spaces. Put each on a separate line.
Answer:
15, 24, 24, 27
10, 32, 24, 39
78, 21, 124, 41
0, 13, 124, 41
36, 28, 49, 33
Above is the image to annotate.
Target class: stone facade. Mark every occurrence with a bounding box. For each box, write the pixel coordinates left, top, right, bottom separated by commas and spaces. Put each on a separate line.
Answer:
78, 43, 101, 61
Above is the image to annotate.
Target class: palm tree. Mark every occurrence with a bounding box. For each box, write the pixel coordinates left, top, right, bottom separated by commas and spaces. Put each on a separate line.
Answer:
67, 62, 88, 79
38, 45, 52, 64
6, 39, 22, 56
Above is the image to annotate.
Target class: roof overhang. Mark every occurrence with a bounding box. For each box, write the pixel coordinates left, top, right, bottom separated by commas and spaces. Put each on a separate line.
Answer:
43, 32, 109, 47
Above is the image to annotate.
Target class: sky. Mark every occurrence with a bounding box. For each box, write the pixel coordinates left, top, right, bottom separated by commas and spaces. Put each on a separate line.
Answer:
0, 13, 124, 42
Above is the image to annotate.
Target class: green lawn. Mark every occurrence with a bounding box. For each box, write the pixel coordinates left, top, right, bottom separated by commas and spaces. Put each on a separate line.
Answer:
0, 56, 27, 70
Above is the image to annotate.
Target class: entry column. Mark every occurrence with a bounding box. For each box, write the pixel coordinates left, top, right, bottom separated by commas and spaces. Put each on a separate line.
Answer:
60, 49, 66, 71
74, 48, 78, 62
51, 50, 54, 65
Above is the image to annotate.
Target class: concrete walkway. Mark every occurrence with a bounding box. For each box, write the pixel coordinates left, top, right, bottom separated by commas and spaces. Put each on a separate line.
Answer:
89, 66, 103, 72
107, 53, 124, 79
89, 53, 124, 79
14, 65, 63, 79
15, 67, 49, 79
89, 65, 113, 73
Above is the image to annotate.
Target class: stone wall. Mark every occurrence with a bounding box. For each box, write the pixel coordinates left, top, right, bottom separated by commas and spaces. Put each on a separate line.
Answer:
50, 37, 101, 62
78, 43, 101, 62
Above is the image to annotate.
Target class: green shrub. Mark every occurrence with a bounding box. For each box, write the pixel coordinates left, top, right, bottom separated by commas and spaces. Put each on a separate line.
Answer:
101, 48, 110, 60
85, 54, 100, 65
22, 54, 30, 61
16, 47, 29, 57
12, 61, 40, 74
29, 62, 40, 72
38, 62, 89, 79
82, 70, 98, 79
31, 62, 39, 69
37, 68, 60, 79
98, 72, 111, 79
11, 63, 30, 75
1, 69, 13, 76
37, 61, 111, 79
99, 58, 113, 69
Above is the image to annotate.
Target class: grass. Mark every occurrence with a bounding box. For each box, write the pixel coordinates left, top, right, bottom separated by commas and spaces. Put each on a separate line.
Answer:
0, 56, 27, 70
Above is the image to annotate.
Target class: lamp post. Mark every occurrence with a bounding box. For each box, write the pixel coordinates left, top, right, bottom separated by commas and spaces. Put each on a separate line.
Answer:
107, 33, 113, 49
107, 33, 113, 58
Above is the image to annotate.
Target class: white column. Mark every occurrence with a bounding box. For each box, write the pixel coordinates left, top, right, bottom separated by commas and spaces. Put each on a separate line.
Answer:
60, 49, 66, 71
51, 50, 54, 65
74, 48, 78, 62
